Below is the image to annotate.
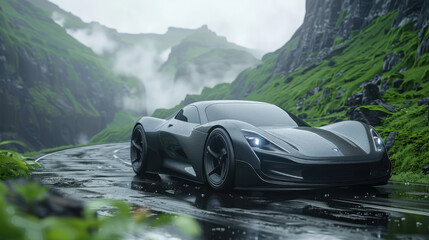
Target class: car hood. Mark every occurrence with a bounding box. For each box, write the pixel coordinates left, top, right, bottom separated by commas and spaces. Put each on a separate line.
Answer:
261, 127, 369, 158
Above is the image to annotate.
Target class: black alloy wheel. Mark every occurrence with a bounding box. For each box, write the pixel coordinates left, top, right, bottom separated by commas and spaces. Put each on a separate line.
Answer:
204, 128, 235, 191
130, 124, 147, 175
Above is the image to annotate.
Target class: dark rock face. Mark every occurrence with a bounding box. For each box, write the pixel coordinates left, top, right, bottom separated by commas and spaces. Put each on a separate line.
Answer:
423, 165, 429, 175
375, 99, 396, 112
322, 88, 331, 98
392, 0, 425, 28
393, 79, 404, 88
413, 84, 422, 91
336, 89, 346, 99
346, 82, 395, 123
298, 113, 307, 119
417, 36, 429, 58
380, 79, 390, 94
284, 76, 294, 83
272, 0, 429, 75
230, 73, 248, 99
417, 97, 429, 106
362, 83, 381, 105
349, 108, 387, 126
382, 54, 401, 72
313, 98, 320, 105
243, 83, 254, 98
385, 131, 398, 151
346, 92, 363, 107
328, 106, 346, 114
306, 86, 321, 96
296, 97, 305, 110
361, 74, 383, 88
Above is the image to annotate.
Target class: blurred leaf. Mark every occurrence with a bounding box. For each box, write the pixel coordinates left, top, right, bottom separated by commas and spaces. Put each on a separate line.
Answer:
13, 182, 48, 203
0, 181, 8, 194
0, 181, 200, 239
151, 214, 175, 227
173, 215, 201, 237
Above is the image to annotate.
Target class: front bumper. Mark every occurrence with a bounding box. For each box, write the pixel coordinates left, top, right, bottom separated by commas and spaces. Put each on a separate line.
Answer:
234, 152, 392, 190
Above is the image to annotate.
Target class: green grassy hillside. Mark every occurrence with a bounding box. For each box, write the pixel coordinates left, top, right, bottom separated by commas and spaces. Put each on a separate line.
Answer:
0, 0, 143, 150
154, 11, 429, 177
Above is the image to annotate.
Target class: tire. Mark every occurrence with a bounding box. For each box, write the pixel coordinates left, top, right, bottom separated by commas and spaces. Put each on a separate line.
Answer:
203, 128, 235, 191
130, 124, 148, 175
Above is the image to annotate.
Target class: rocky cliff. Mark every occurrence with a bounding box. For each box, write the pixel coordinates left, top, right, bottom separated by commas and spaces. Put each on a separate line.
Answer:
273, 0, 429, 75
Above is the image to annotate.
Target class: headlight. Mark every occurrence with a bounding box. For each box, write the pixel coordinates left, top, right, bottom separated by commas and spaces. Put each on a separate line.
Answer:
242, 130, 288, 152
370, 128, 384, 152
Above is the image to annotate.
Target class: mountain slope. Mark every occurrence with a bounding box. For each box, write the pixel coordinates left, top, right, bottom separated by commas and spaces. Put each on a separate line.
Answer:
0, 0, 144, 150
159, 25, 258, 84
153, 0, 429, 175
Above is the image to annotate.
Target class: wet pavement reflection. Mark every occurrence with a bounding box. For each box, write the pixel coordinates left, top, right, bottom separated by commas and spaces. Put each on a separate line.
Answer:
35, 143, 429, 239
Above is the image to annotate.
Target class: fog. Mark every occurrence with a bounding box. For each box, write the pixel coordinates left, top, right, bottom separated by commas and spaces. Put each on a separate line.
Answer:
49, 0, 305, 53
53, 12, 255, 113
49, 1, 305, 114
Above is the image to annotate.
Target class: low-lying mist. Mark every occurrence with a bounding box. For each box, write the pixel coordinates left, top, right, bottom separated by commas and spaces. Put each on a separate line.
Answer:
53, 12, 257, 115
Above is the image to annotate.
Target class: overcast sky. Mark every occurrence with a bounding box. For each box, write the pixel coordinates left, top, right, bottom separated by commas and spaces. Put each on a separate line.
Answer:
49, 0, 305, 53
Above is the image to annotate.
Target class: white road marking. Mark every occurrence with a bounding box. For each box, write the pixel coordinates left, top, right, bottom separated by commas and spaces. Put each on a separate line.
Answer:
35, 151, 58, 163
112, 147, 131, 166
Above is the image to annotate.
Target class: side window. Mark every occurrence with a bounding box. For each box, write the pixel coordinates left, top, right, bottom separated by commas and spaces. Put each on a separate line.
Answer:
175, 106, 200, 124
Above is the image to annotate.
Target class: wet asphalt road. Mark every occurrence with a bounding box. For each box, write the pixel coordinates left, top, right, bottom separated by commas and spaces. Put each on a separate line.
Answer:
34, 143, 429, 239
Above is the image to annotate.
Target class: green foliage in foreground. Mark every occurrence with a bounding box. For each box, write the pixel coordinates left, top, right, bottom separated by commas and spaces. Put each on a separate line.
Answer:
0, 141, 39, 179
0, 181, 201, 240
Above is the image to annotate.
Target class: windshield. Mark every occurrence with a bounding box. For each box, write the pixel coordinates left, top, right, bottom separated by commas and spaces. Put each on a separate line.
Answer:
205, 103, 310, 127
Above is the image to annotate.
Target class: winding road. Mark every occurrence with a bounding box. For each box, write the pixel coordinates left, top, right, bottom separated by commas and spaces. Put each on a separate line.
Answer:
34, 143, 429, 239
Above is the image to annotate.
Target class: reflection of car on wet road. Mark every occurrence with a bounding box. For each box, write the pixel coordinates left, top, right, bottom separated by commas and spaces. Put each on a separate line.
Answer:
130, 100, 392, 190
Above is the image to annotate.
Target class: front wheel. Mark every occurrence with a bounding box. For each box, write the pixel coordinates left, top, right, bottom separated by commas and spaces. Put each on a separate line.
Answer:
130, 124, 148, 175
204, 128, 235, 191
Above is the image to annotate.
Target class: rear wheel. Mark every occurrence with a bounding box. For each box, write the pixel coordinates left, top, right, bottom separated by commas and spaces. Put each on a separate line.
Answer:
204, 128, 235, 191
130, 125, 147, 175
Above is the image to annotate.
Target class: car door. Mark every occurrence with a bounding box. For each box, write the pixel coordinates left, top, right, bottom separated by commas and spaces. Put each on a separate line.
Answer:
159, 105, 201, 176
